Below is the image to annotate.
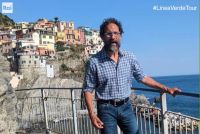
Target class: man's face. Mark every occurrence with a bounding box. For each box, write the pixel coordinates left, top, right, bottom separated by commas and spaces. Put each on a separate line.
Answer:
102, 23, 121, 52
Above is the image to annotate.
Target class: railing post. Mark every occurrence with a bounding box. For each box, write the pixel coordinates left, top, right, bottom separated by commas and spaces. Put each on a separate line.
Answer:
41, 88, 50, 134
160, 93, 168, 134
117, 126, 121, 134
71, 89, 78, 134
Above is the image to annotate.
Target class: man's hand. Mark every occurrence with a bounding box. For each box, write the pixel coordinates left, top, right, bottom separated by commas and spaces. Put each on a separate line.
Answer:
84, 92, 103, 129
165, 87, 181, 97
141, 76, 181, 97
89, 113, 104, 129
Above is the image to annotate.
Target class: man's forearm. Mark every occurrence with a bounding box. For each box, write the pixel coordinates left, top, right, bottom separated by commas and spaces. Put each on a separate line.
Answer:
84, 91, 104, 128
84, 91, 95, 115
141, 76, 168, 91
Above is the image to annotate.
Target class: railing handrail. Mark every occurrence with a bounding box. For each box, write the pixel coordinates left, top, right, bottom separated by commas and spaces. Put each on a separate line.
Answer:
16, 87, 200, 98
17, 95, 200, 121
132, 87, 200, 98
16, 87, 199, 134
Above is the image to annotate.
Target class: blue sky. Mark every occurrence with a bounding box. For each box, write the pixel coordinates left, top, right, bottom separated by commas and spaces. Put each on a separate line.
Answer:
1, 0, 199, 76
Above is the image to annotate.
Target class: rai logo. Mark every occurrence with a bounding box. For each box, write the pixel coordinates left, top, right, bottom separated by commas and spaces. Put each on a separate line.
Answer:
2, 2, 13, 14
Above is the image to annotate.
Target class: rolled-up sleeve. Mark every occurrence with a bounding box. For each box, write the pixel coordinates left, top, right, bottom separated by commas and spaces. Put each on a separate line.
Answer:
131, 54, 145, 82
82, 59, 97, 93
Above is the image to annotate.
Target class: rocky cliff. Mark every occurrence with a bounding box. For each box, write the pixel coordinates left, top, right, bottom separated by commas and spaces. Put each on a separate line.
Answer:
17, 46, 86, 89
15, 47, 86, 132
0, 53, 18, 134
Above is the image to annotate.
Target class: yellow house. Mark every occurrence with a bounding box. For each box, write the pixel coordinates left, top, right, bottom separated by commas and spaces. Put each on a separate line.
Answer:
40, 33, 55, 45
38, 44, 54, 50
15, 22, 29, 29
55, 32, 66, 44
39, 30, 55, 51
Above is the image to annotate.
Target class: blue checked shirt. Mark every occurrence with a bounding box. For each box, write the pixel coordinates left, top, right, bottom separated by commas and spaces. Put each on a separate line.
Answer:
83, 48, 145, 100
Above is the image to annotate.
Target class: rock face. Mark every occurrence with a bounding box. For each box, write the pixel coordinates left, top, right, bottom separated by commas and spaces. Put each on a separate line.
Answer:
130, 93, 150, 105
0, 54, 18, 134
17, 48, 85, 89
15, 49, 85, 131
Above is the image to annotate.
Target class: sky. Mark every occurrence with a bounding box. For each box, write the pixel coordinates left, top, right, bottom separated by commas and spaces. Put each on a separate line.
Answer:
1, 0, 199, 76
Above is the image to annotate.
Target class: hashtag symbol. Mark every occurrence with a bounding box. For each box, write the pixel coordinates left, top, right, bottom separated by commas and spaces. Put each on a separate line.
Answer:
153, 5, 158, 10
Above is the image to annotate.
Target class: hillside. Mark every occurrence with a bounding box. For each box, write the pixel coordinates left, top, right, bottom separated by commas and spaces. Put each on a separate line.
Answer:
0, 13, 15, 28
17, 45, 86, 89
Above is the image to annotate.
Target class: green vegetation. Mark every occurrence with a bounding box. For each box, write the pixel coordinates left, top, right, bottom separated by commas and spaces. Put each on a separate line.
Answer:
60, 63, 70, 71
70, 45, 84, 53
54, 17, 59, 23
56, 44, 66, 51
0, 13, 15, 28
58, 45, 86, 82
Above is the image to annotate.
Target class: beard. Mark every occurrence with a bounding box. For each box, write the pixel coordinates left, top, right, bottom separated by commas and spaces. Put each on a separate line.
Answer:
104, 41, 120, 53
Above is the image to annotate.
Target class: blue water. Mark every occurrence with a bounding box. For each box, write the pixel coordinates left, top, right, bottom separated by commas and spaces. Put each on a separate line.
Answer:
132, 74, 199, 118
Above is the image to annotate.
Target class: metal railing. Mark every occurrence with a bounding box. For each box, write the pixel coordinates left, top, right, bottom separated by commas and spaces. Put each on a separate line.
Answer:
15, 87, 200, 134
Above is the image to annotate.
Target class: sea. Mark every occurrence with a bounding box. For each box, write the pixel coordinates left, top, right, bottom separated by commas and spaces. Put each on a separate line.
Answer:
132, 74, 199, 118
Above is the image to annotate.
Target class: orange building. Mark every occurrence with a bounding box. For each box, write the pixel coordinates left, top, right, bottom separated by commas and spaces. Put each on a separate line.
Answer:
64, 29, 85, 46
37, 47, 55, 57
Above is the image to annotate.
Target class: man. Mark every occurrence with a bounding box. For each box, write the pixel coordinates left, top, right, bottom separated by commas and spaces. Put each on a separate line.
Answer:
82, 18, 181, 134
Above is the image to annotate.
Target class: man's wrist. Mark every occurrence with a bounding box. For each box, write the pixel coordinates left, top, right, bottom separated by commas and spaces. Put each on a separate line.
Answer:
162, 86, 169, 92
88, 111, 95, 116
88, 112, 96, 120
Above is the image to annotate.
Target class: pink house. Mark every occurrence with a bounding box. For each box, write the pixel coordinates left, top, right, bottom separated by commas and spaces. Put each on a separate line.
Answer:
64, 29, 85, 46
0, 32, 12, 55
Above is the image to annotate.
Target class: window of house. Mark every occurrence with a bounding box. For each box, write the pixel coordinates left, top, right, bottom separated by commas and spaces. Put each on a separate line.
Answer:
43, 35, 46, 38
22, 61, 26, 64
49, 36, 52, 39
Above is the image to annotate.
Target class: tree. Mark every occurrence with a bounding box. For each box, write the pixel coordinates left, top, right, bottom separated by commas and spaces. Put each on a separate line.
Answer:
56, 43, 65, 51
54, 17, 59, 23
